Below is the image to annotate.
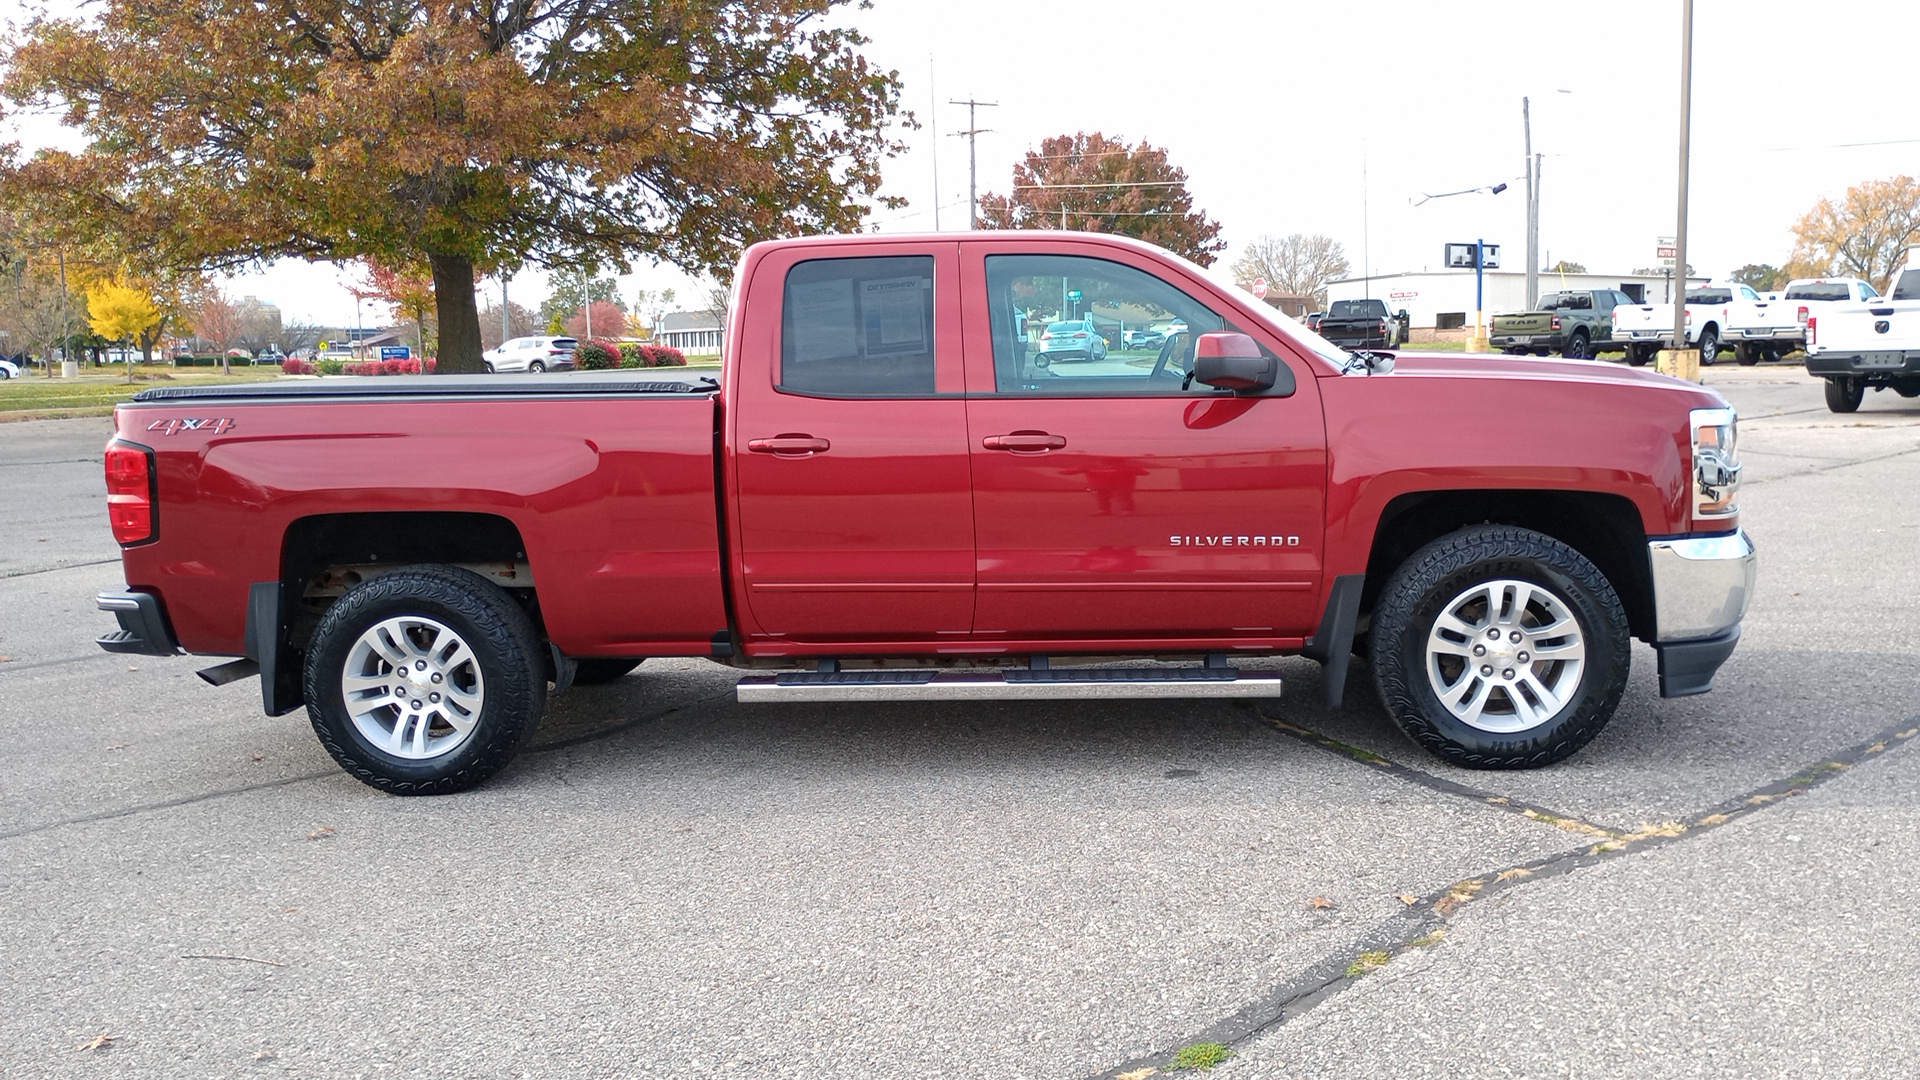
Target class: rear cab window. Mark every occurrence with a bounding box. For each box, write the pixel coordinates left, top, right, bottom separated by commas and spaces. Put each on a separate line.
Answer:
780, 256, 938, 397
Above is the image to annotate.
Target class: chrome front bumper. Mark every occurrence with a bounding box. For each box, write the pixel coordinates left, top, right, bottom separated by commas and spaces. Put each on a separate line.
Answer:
1649, 530, 1756, 642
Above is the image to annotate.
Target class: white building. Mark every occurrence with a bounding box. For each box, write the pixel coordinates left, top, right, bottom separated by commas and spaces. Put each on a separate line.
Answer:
1325, 269, 1709, 341
655, 311, 724, 355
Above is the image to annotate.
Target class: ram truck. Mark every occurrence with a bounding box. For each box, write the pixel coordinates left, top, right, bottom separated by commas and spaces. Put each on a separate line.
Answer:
1612, 285, 1744, 366
1490, 289, 1633, 359
1316, 298, 1410, 350
96, 231, 1756, 794
1804, 256, 1920, 412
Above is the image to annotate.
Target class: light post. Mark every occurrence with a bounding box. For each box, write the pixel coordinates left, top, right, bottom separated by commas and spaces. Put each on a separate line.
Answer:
1411, 183, 1509, 350
1659, 0, 1700, 382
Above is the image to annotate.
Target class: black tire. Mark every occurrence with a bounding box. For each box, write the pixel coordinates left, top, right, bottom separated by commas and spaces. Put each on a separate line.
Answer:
1825, 376, 1864, 413
571, 658, 643, 685
1627, 344, 1653, 367
1561, 331, 1591, 360
1371, 525, 1630, 769
1735, 342, 1759, 366
304, 565, 548, 795
529, 359, 546, 373
1698, 327, 1719, 365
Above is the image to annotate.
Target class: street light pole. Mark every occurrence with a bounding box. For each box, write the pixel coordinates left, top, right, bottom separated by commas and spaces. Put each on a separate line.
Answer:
1524, 98, 1536, 311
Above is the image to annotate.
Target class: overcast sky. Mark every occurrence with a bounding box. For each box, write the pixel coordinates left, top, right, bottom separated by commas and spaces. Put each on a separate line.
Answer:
6, 0, 1918, 325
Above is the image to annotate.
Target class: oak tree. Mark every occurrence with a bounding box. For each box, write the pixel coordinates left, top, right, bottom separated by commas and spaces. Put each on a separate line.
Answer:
1730, 264, 1784, 291
192, 293, 247, 374
1785, 175, 1920, 290
2, 1, 907, 372
1229, 234, 1350, 309
976, 133, 1226, 266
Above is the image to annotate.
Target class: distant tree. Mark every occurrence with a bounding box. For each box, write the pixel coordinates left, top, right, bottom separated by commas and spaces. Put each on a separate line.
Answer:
478, 302, 537, 351
1229, 234, 1350, 309
2, 261, 81, 375
352, 260, 438, 357
86, 277, 160, 381
1546, 259, 1587, 274
564, 300, 627, 343
232, 297, 286, 356
1785, 176, 1920, 289
628, 288, 679, 338
1729, 263, 1785, 291
1, 1, 908, 373
701, 283, 732, 330
541, 271, 624, 334
977, 133, 1226, 266
192, 292, 246, 374
280, 319, 324, 357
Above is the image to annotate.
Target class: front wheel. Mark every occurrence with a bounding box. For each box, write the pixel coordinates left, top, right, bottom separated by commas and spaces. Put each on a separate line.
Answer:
1825, 376, 1864, 413
529, 359, 546, 373
1371, 526, 1630, 769
1698, 328, 1720, 365
304, 566, 548, 794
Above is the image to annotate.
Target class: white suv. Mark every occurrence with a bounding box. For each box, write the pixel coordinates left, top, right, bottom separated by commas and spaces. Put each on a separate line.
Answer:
484, 336, 579, 373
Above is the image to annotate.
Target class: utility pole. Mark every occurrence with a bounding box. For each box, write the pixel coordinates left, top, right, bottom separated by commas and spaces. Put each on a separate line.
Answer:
930, 60, 940, 231
948, 97, 997, 230
1524, 97, 1537, 311
1665, 0, 1697, 380
502, 277, 509, 346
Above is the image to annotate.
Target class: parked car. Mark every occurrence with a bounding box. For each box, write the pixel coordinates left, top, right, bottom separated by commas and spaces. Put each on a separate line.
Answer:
1492, 290, 1634, 359
94, 230, 1755, 794
1036, 319, 1108, 364
1611, 283, 1809, 367
485, 335, 579, 373
1304, 312, 1325, 333
0, 358, 18, 380
1803, 255, 1920, 412
1317, 299, 1409, 350
1122, 329, 1165, 350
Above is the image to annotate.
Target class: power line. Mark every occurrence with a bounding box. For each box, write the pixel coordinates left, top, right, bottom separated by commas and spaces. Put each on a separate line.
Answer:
1013, 180, 1184, 190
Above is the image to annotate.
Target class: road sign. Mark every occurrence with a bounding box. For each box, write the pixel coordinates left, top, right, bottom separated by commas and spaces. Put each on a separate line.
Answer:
379, 346, 412, 361
1251, 278, 1269, 299
1444, 242, 1500, 269
1656, 246, 1678, 259
1067, 290, 1082, 302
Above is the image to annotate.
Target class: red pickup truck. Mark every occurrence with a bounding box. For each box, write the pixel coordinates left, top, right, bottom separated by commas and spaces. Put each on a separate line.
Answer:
96, 232, 1755, 794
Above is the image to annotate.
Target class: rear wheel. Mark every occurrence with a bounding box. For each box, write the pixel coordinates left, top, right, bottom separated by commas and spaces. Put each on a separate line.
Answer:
1735, 342, 1759, 366
304, 566, 547, 795
1627, 344, 1653, 367
1562, 331, 1591, 360
1825, 376, 1864, 413
1371, 526, 1630, 769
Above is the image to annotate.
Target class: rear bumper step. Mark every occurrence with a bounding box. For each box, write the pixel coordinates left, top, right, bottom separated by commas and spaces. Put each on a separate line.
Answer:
736, 666, 1283, 702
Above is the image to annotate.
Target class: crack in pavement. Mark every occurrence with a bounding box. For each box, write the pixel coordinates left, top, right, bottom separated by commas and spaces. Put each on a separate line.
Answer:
0, 557, 123, 580
1741, 444, 1920, 487
1085, 715, 1920, 1079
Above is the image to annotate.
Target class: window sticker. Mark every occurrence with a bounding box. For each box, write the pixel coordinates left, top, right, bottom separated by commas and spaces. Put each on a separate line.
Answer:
860, 276, 931, 357
787, 278, 860, 362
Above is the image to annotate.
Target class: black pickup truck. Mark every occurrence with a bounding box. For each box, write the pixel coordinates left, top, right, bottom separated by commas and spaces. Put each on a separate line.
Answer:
1316, 298, 1410, 350
1490, 289, 1634, 359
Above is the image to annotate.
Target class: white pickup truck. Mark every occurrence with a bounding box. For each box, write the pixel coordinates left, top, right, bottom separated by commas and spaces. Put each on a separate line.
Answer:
1611, 285, 1750, 366
1725, 277, 1880, 365
1804, 259, 1920, 411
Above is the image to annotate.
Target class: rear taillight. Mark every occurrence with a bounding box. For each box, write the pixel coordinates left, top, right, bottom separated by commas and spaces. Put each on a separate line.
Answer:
104, 441, 155, 545
1807, 316, 1818, 347
1684, 309, 1692, 326
1797, 305, 1809, 326
1550, 315, 1562, 331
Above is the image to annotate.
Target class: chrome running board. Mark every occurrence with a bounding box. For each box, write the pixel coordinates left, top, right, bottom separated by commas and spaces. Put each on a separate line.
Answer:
736, 665, 1283, 703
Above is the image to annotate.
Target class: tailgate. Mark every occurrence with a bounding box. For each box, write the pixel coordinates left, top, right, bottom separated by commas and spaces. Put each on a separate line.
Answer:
1493, 313, 1552, 334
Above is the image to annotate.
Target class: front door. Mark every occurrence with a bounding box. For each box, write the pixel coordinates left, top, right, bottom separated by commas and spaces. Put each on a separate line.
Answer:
961, 246, 1327, 645
730, 243, 974, 644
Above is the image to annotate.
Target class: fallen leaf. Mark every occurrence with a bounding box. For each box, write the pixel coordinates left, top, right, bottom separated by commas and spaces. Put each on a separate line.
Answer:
250, 754, 264, 762
1495, 867, 1532, 881
1698, 813, 1731, 826
76, 1032, 117, 1053
1397, 894, 1419, 906
306, 826, 335, 841
1307, 896, 1335, 910
1117, 1069, 1158, 1080
0, 655, 12, 663
253, 1049, 277, 1061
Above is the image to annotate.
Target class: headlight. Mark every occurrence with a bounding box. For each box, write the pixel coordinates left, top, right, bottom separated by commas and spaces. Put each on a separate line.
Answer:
1690, 406, 1741, 523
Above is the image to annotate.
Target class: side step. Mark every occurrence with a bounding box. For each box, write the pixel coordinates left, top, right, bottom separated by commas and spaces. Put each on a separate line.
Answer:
736, 665, 1282, 703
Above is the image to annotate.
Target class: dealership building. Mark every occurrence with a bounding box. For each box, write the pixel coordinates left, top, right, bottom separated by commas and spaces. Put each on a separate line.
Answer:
1323, 269, 1709, 342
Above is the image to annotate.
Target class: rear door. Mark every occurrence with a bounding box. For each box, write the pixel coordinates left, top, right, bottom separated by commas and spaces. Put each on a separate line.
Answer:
728, 241, 975, 644
959, 241, 1327, 646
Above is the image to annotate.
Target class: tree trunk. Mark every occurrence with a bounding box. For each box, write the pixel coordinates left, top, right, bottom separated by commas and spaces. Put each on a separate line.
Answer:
430, 252, 483, 374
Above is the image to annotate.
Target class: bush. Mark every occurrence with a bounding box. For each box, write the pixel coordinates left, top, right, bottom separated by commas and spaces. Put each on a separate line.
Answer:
316, 358, 345, 376
617, 343, 688, 368
281, 358, 316, 375
573, 340, 620, 370
617, 342, 648, 368
336, 357, 435, 376
646, 344, 687, 367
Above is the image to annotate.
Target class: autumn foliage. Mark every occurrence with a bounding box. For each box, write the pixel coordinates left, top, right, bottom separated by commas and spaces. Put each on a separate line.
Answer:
1, 1, 908, 372
977, 133, 1226, 266
1785, 175, 1920, 290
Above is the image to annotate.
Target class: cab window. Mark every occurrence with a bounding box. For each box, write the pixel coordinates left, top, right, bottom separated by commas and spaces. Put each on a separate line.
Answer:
983, 254, 1228, 395
780, 256, 936, 397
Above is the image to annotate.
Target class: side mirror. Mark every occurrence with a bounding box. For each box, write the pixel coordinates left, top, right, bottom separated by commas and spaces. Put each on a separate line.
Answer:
1192, 332, 1294, 395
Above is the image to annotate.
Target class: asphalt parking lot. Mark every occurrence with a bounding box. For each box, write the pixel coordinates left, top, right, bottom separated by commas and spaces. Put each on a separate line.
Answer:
2, 363, 1916, 1078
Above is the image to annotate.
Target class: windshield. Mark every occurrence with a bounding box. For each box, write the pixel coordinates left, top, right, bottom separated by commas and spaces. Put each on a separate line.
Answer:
1045, 322, 1084, 334
1538, 293, 1592, 310
1893, 270, 1920, 301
